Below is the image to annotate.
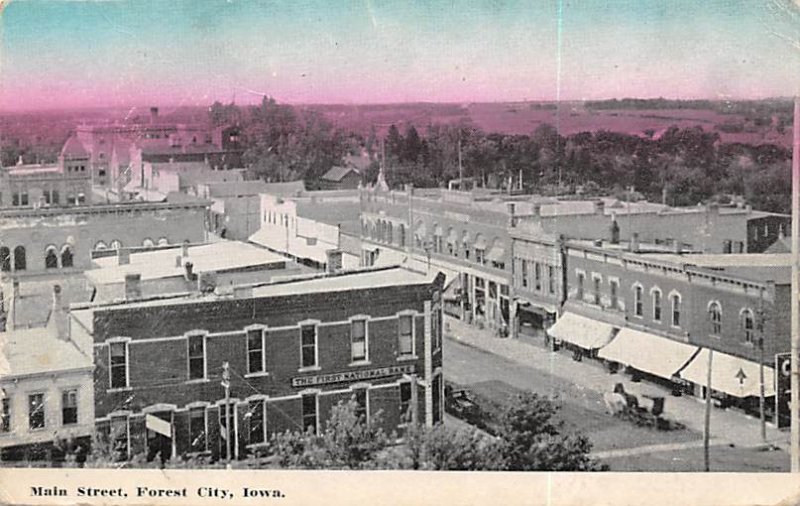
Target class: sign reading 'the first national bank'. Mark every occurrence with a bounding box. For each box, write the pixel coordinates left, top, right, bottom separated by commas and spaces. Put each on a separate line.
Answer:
292, 364, 416, 387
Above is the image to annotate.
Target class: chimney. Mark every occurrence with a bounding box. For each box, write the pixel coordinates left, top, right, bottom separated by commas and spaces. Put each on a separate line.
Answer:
117, 248, 130, 266
233, 285, 253, 299
594, 200, 605, 215
124, 274, 142, 300
52, 285, 69, 341
610, 217, 620, 245
630, 232, 640, 252
150, 107, 159, 124
198, 271, 217, 293
184, 261, 195, 282
326, 249, 343, 273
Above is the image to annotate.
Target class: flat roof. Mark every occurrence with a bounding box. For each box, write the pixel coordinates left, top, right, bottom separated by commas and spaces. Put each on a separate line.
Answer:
633, 253, 791, 283
86, 241, 288, 285
1, 325, 92, 378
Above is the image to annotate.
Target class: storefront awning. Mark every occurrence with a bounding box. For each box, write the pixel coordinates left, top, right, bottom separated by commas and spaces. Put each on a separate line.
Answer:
679, 349, 775, 398
486, 246, 505, 262
598, 328, 700, 380
547, 312, 616, 350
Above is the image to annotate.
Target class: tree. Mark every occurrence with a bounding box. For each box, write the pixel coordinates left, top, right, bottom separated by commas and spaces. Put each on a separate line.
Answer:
496, 393, 606, 472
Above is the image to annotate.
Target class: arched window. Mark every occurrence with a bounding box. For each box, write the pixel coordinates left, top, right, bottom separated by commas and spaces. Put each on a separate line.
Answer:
157, 237, 169, 246
651, 288, 662, 322
461, 231, 470, 260
142, 238, 155, 248
13, 246, 26, 271
61, 245, 74, 268
0, 247, 10, 272
110, 240, 122, 250
45, 246, 59, 269
670, 292, 681, 327
398, 224, 406, 248
740, 309, 755, 345
708, 301, 722, 336
386, 222, 393, 245
632, 284, 643, 317
433, 224, 443, 253
94, 241, 108, 251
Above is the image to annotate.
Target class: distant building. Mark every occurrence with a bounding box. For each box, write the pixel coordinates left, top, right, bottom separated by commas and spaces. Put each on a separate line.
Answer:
318, 166, 362, 190
0, 285, 94, 462
85, 241, 307, 303
74, 266, 445, 462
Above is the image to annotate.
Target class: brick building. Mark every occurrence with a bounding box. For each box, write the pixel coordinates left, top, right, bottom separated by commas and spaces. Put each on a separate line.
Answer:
71, 267, 445, 462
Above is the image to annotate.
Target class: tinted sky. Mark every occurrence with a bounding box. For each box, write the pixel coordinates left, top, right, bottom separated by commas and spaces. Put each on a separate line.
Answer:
0, 0, 798, 110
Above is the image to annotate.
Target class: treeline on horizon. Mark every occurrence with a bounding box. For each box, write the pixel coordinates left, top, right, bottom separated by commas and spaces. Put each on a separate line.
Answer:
210, 97, 793, 214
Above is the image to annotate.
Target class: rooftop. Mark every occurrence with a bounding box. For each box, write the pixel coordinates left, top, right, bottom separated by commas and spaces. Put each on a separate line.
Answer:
641, 253, 791, 283
321, 165, 360, 182
3, 164, 62, 176
295, 200, 361, 226
86, 241, 289, 285
0, 324, 92, 379
60, 135, 90, 159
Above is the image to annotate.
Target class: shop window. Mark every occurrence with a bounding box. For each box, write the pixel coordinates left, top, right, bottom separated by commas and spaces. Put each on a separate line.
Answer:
111, 416, 130, 461
302, 394, 318, 434
353, 389, 368, 422
109, 342, 129, 389
399, 383, 412, 423
28, 393, 45, 430
61, 389, 78, 425
188, 407, 207, 452
432, 374, 443, 424
248, 400, 265, 445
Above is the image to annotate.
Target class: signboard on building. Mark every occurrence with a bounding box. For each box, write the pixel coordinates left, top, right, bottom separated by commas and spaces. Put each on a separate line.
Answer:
775, 352, 791, 429
292, 364, 416, 388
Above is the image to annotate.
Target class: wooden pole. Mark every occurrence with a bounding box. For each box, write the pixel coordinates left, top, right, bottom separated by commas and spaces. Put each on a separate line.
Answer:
791, 95, 800, 472
704, 349, 714, 472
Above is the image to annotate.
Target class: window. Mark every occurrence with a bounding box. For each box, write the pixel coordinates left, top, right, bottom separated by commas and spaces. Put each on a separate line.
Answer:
300, 325, 318, 369
723, 240, 732, 254
432, 374, 442, 425
671, 294, 681, 327
399, 382, 412, 422
247, 328, 265, 374
158, 237, 169, 246
398, 315, 414, 357
45, 247, 59, 269
0, 247, 10, 272
576, 272, 585, 300
593, 276, 601, 305
351, 319, 368, 362
62, 389, 78, 426
12, 193, 18, 206
188, 408, 207, 452
301, 394, 318, 434
431, 304, 442, 352
741, 309, 755, 345
52, 190, 59, 205
12, 246, 25, 271
534, 263, 542, 291
94, 241, 108, 251
353, 389, 368, 421
61, 246, 73, 268
109, 342, 128, 389
633, 285, 643, 317
548, 266, 555, 294
142, 238, 154, 248
188, 335, 206, 380
20, 191, 28, 206
248, 400, 265, 444
709, 302, 722, 336
111, 416, 130, 461
29, 393, 45, 430
609, 280, 619, 309
1, 397, 10, 433
652, 289, 662, 322
475, 248, 485, 265
521, 260, 528, 288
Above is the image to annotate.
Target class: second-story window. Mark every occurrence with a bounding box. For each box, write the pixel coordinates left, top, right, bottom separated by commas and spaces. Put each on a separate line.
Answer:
109, 342, 128, 389
398, 315, 414, 357
548, 266, 555, 295
633, 285, 643, 317
610, 280, 619, 309
300, 324, 318, 369
351, 319, 368, 362
62, 389, 78, 426
521, 261, 528, 288
534, 263, 542, 291
247, 328, 265, 374
1, 397, 9, 433
741, 309, 755, 345
188, 335, 206, 380
593, 276, 601, 305
28, 393, 45, 430
576, 272, 585, 300
709, 302, 722, 336
652, 289, 662, 322
671, 294, 681, 327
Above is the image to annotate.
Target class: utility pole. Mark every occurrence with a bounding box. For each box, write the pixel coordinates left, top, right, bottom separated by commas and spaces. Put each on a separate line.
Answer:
791, 95, 800, 473
758, 288, 767, 444
458, 137, 463, 188
703, 349, 713, 472
221, 361, 231, 466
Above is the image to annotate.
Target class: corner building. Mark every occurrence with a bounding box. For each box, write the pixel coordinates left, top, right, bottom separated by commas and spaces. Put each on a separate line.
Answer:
75, 267, 445, 462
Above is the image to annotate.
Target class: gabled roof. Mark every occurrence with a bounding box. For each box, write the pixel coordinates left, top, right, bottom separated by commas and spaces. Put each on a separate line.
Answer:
60, 135, 89, 159
321, 165, 360, 182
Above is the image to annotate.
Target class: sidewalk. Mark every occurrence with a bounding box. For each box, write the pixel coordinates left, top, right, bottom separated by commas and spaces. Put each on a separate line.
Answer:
444, 316, 790, 451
